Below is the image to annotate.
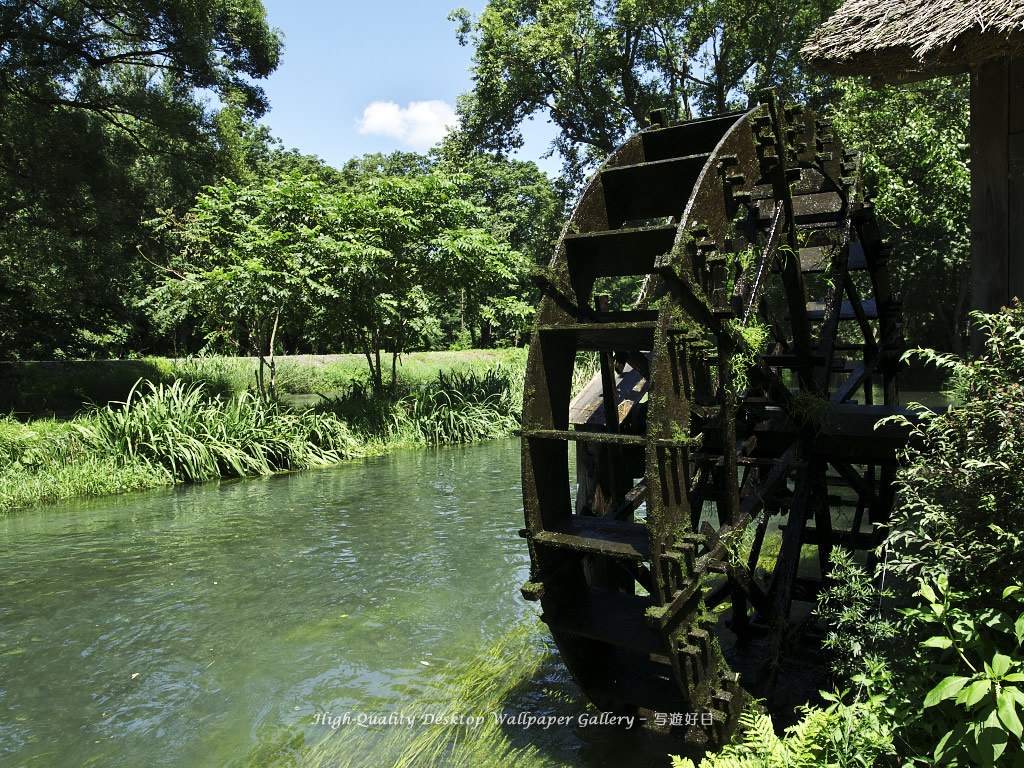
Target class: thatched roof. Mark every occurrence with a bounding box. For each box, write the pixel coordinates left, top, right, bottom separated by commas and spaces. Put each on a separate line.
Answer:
802, 0, 1024, 81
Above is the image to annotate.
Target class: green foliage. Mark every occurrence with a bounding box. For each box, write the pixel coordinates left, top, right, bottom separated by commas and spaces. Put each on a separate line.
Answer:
149, 172, 343, 398
571, 351, 601, 399
0, 352, 527, 512
672, 692, 894, 768
0, 414, 168, 511
905, 578, 1024, 765
817, 548, 897, 684
0, 0, 282, 360
433, 152, 566, 269
314, 361, 525, 447
829, 77, 970, 353
451, 0, 838, 180
810, 304, 1024, 765
727, 319, 770, 395
0, 452, 169, 513
1, 350, 529, 416
154, 165, 535, 394
881, 303, 1024, 595
325, 171, 529, 391
84, 380, 358, 483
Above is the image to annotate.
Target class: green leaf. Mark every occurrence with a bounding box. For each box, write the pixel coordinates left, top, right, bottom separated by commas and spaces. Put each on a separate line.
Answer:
922, 635, 953, 649
935, 721, 969, 761
919, 581, 938, 604
998, 689, 1024, 739
925, 675, 971, 707
993, 653, 1013, 678
974, 724, 1009, 765
961, 679, 992, 709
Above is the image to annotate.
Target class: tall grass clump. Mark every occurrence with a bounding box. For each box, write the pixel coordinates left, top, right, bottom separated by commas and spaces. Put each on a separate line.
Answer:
3, 354, 528, 512
315, 362, 525, 447
167, 355, 256, 397
87, 380, 359, 482
571, 351, 600, 398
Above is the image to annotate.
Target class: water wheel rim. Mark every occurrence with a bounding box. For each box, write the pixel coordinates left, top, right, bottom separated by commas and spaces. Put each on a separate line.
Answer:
520, 96, 908, 744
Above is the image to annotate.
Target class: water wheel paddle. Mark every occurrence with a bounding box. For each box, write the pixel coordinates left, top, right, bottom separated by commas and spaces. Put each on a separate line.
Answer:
519, 94, 910, 746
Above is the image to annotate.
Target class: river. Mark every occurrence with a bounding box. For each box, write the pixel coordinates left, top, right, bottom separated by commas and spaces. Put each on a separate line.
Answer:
0, 440, 677, 768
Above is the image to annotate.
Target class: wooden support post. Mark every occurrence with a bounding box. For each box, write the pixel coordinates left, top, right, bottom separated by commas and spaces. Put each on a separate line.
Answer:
970, 55, 1024, 352
1009, 55, 1024, 310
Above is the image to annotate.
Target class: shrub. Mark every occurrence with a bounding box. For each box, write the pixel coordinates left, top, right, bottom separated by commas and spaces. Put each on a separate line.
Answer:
671, 691, 895, 768
811, 303, 1024, 766
693, 305, 1024, 767
882, 304, 1024, 597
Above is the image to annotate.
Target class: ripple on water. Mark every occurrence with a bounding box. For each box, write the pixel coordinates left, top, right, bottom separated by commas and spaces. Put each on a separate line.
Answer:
0, 439, 551, 768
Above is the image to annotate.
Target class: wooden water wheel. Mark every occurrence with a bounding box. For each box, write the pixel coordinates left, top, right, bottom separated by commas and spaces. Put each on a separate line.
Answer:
519, 94, 912, 745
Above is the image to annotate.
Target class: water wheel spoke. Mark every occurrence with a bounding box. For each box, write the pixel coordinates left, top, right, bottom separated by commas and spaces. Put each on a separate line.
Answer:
737, 206, 785, 322
842, 271, 880, 357
603, 477, 648, 521
830, 325, 901, 404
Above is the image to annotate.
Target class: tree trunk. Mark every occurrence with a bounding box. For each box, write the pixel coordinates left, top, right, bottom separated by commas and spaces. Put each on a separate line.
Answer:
372, 326, 383, 394
266, 309, 280, 400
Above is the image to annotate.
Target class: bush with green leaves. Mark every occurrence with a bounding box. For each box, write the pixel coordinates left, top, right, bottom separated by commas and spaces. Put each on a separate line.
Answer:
314, 363, 524, 447
882, 304, 1024, 597
684, 305, 1024, 766
830, 77, 970, 354
900, 577, 1024, 765
819, 303, 1024, 765
816, 548, 898, 686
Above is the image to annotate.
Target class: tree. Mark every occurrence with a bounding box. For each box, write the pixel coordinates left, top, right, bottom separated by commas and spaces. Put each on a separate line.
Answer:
0, 0, 282, 359
449, 0, 838, 180
433, 148, 566, 346
328, 173, 528, 392
434, 150, 566, 267
149, 173, 337, 399
340, 151, 435, 185
331, 149, 561, 350
829, 77, 971, 354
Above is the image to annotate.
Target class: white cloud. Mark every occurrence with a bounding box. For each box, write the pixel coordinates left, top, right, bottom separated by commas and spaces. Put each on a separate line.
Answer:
355, 100, 459, 151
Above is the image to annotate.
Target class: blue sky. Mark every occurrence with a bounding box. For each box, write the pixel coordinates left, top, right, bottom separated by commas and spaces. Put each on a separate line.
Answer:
255, 0, 560, 175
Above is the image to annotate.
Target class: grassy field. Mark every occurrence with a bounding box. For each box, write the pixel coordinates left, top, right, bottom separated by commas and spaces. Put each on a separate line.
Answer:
0, 349, 528, 416
0, 350, 528, 514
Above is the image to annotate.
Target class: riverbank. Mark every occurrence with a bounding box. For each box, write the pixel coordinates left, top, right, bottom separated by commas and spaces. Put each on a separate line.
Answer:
0, 351, 527, 514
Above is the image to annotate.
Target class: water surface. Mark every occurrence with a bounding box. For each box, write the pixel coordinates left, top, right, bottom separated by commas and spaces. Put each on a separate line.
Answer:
1, 441, 551, 766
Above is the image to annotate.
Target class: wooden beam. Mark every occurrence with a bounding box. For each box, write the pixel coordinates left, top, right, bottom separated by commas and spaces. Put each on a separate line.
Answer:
1009, 55, 1024, 309
970, 56, 1011, 352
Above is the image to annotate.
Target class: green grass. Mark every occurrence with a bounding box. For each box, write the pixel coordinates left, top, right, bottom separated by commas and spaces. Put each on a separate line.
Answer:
229, 620, 568, 768
84, 380, 359, 483
1, 349, 529, 416
0, 351, 527, 514
316, 363, 524, 448
0, 451, 169, 511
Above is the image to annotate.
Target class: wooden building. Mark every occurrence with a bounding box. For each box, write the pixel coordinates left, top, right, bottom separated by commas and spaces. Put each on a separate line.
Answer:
802, 0, 1024, 332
